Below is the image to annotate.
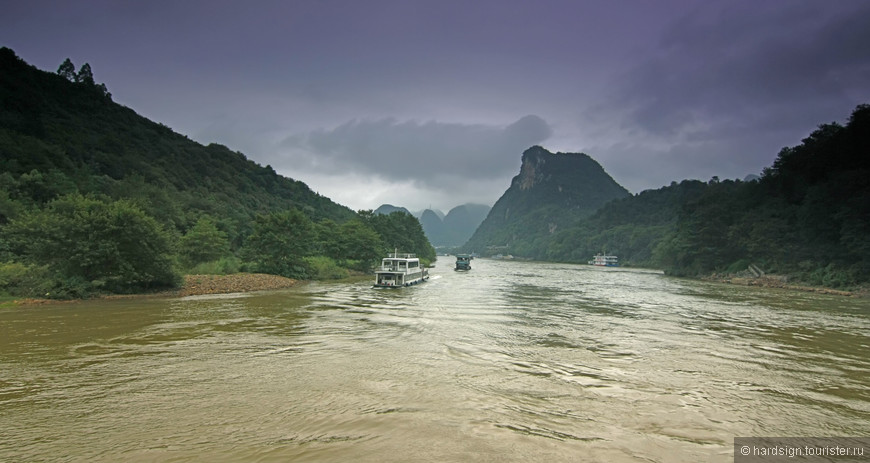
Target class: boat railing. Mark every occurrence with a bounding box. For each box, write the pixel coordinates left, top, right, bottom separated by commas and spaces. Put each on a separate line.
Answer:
387, 252, 416, 259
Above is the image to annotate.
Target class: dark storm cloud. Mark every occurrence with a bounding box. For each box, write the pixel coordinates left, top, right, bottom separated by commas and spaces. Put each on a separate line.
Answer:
280, 115, 553, 187
583, 0, 870, 192
613, 1, 870, 137
3, 0, 868, 208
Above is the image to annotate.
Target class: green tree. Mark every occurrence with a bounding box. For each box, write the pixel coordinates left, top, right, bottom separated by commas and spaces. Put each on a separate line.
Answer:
76, 62, 94, 85
336, 219, 382, 270
242, 209, 315, 278
57, 58, 76, 81
3, 194, 179, 295
363, 211, 436, 265
179, 216, 230, 267
0, 189, 23, 225
314, 219, 341, 259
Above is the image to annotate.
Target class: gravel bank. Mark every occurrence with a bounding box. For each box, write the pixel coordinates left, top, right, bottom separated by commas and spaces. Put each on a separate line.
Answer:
179, 273, 299, 296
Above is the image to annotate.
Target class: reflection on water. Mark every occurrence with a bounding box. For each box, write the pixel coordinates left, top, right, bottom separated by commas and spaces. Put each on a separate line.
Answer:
1, 260, 868, 462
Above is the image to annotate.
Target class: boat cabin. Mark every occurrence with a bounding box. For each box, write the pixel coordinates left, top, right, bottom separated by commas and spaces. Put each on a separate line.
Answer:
374, 252, 429, 287
455, 254, 472, 271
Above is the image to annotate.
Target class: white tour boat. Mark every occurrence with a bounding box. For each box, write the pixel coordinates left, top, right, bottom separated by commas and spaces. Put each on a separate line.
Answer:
590, 253, 618, 267
374, 252, 429, 287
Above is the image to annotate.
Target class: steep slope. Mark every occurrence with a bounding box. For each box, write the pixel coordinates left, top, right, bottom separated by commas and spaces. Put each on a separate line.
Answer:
463, 146, 630, 256
0, 47, 354, 230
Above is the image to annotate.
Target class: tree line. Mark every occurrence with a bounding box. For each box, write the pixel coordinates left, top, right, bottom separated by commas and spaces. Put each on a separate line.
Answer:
544, 104, 869, 288
0, 191, 434, 298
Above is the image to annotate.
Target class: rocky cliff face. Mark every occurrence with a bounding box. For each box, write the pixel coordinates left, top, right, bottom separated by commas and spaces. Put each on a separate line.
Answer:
463, 146, 630, 257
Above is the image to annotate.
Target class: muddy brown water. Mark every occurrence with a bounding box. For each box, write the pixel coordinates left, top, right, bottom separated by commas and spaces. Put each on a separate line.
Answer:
2, 259, 868, 462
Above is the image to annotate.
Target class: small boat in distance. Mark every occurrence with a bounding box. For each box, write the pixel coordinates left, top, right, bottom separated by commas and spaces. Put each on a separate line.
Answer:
374, 252, 429, 287
590, 253, 618, 267
454, 254, 472, 271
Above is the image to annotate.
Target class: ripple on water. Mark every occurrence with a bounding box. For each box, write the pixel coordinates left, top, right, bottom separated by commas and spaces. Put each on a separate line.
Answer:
1, 261, 869, 462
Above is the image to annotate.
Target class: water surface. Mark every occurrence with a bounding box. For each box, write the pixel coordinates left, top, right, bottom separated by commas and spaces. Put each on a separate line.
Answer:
2, 259, 868, 462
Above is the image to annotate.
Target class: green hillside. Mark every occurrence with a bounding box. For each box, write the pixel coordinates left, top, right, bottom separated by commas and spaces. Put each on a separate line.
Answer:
0, 47, 354, 230
0, 47, 434, 297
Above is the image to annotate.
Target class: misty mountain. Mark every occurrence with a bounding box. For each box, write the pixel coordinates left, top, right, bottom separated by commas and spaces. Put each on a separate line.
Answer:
376, 203, 491, 247
440, 204, 491, 246
419, 209, 446, 245
463, 146, 630, 256
416, 204, 491, 247
415, 209, 445, 220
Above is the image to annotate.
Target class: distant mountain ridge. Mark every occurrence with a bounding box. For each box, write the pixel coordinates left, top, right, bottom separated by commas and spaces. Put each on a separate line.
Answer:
463, 146, 630, 256
440, 204, 491, 246
375, 202, 491, 247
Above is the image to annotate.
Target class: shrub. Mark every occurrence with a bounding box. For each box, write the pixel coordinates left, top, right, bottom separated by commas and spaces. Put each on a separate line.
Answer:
304, 256, 349, 280
187, 256, 241, 275
3, 194, 180, 295
0, 262, 53, 297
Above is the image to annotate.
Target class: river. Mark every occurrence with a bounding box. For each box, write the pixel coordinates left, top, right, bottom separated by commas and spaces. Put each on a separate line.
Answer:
1, 259, 868, 462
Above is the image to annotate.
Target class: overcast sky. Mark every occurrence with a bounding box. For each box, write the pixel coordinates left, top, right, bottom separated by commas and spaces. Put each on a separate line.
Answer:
3, 0, 869, 212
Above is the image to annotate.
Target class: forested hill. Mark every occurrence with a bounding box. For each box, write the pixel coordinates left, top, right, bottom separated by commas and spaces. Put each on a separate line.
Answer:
0, 47, 436, 298
546, 105, 870, 288
463, 146, 630, 256
0, 47, 355, 232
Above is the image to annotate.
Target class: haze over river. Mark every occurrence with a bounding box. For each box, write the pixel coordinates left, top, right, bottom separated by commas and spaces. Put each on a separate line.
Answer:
2, 259, 869, 462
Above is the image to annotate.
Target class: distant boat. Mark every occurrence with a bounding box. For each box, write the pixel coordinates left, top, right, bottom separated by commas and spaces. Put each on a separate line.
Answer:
454, 254, 472, 271
589, 253, 618, 267
374, 252, 429, 287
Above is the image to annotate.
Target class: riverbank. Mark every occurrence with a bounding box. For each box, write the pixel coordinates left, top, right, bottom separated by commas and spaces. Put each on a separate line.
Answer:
9, 273, 300, 306
702, 273, 867, 297
177, 273, 299, 297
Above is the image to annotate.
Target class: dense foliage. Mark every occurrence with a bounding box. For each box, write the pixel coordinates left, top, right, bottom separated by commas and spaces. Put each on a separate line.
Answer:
546, 105, 870, 288
360, 211, 437, 265
3, 194, 178, 297
0, 48, 434, 297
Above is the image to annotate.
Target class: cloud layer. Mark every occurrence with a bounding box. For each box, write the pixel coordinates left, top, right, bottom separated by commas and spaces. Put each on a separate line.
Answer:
581, 1, 870, 192
280, 115, 552, 189
3, 0, 869, 210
